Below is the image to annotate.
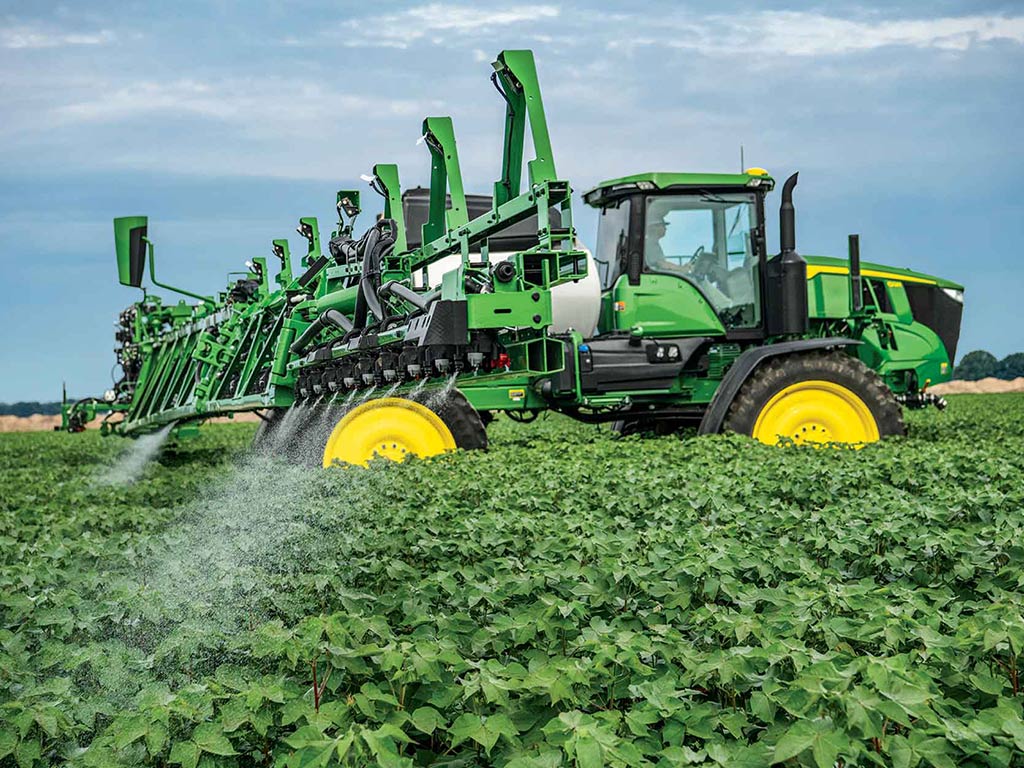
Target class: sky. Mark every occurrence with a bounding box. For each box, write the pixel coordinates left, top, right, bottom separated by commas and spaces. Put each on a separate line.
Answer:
0, 0, 1021, 401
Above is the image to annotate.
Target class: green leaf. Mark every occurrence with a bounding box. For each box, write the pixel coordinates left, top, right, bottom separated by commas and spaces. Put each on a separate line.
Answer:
448, 712, 515, 754
335, 731, 356, 760
449, 713, 486, 750
1002, 716, 1024, 751
14, 739, 40, 768
914, 737, 956, 768
773, 719, 848, 768
410, 706, 444, 735
146, 721, 169, 755
0, 731, 16, 761
811, 729, 846, 768
168, 741, 200, 768
113, 715, 149, 749
284, 725, 329, 750
773, 721, 817, 762
749, 691, 775, 724
970, 672, 1005, 695
192, 723, 237, 756
575, 735, 603, 768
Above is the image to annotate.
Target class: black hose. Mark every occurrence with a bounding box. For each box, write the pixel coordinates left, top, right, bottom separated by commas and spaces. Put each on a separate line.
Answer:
350, 227, 378, 332
290, 309, 354, 355
354, 221, 395, 329
379, 281, 439, 312
297, 255, 329, 288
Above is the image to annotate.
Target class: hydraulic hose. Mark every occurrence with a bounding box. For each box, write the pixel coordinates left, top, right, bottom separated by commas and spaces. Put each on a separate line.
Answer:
379, 281, 439, 312
350, 220, 396, 335
350, 227, 379, 333
290, 309, 354, 355
297, 255, 329, 288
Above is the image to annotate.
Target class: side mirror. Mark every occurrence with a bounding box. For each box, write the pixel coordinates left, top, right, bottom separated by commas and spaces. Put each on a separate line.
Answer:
114, 216, 148, 287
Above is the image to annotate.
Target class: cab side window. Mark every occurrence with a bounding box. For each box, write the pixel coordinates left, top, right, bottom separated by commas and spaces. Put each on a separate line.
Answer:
594, 199, 631, 290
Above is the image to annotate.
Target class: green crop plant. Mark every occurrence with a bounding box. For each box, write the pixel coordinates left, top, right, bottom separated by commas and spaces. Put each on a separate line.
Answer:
3, 394, 1023, 766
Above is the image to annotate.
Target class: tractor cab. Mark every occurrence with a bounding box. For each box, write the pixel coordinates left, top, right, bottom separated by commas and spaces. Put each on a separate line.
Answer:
584, 170, 775, 340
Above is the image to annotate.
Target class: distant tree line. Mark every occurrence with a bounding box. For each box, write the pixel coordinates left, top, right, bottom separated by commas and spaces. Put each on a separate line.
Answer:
0, 401, 63, 416
955, 351, 1024, 381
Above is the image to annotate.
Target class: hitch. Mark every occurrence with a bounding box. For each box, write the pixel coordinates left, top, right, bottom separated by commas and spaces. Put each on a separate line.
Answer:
897, 389, 947, 410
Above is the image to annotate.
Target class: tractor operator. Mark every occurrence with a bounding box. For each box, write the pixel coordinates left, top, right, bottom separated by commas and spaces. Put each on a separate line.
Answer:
644, 212, 732, 306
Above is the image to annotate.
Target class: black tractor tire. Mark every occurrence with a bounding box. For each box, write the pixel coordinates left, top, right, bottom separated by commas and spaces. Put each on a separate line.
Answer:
434, 390, 489, 451
722, 351, 904, 444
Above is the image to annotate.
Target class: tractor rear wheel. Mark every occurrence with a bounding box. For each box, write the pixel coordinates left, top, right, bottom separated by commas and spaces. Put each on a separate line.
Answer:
321, 390, 486, 468
722, 351, 904, 446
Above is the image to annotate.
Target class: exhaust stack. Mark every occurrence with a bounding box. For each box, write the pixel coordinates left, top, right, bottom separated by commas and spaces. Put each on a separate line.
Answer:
848, 234, 864, 313
779, 172, 798, 255
764, 172, 809, 336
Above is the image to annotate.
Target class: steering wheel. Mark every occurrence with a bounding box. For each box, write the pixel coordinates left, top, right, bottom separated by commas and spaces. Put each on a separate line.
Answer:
686, 246, 727, 287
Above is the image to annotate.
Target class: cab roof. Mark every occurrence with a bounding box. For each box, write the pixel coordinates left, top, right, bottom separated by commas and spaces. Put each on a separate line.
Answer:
583, 171, 774, 206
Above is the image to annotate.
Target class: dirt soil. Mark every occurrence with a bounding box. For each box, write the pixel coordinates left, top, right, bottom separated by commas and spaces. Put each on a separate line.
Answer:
929, 377, 1024, 396
0, 412, 263, 433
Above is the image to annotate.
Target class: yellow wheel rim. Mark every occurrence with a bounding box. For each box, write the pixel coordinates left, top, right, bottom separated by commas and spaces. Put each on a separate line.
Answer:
322, 397, 456, 468
752, 380, 880, 446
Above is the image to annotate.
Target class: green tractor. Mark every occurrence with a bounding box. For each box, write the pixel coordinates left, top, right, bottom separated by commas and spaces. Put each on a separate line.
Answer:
578, 168, 961, 438
62, 49, 963, 465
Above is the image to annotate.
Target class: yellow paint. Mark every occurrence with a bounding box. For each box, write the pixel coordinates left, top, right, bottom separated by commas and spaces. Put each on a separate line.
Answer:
322, 397, 455, 468
805, 264, 936, 286
752, 380, 880, 446
508, 389, 525, 401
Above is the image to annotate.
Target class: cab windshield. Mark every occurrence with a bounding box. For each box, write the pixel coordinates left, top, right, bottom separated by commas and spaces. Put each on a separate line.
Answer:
645, 192, 761, 329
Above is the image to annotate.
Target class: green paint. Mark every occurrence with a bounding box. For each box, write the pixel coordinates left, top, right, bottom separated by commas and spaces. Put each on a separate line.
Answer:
607, 274, 726, 336
63, 48, 962, 442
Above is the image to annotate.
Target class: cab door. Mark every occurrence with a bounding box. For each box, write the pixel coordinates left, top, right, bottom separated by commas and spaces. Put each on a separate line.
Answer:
609, 273, 725, 336
616, 192, 764, 337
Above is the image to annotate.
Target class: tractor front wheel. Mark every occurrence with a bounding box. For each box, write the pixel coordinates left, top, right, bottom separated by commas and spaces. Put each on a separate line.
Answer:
723, 351, 904, 446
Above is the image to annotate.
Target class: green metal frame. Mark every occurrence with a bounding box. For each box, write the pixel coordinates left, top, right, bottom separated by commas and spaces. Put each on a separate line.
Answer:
62, 48, 961, 440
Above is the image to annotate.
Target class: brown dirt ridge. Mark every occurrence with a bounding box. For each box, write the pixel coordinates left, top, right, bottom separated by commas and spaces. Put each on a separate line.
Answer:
0, 411, 263, 433
929, 377, 1024, 395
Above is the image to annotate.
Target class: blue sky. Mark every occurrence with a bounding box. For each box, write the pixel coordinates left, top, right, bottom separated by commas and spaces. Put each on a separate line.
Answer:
1, 1, 1021, 401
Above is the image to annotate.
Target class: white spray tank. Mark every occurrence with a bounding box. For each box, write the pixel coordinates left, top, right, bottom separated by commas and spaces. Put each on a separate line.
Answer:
419, 242, 600, 336
402, 189, 601, 336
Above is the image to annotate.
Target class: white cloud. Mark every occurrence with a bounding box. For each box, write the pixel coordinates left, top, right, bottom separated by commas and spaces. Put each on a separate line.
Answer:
1, 25, 115, 49
405, 4, 558, 31
608, 12, 1024, 56
55, 77, 440, 128
340, 3, 559, 49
